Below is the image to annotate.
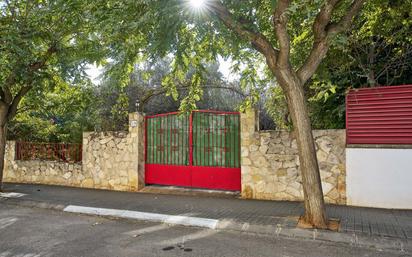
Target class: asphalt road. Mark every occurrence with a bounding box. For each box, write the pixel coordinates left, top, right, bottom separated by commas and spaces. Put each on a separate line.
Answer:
0, 204, 408, 257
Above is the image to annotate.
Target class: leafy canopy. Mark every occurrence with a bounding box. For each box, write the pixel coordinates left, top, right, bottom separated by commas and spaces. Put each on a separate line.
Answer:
92, 0, 360, 111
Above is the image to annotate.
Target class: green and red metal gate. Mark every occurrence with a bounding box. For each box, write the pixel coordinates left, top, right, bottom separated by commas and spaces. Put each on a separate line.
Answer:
145, 110, 241, 191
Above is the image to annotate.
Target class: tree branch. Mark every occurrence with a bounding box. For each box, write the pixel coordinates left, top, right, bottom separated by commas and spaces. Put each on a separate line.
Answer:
297, 0, 365, 84
297, 0, 341, 84
272, 0, 291, 68
326, 0, 366, 35
2, 44, 58, 121
208, 0, 279, 68
7, 85, 32, 120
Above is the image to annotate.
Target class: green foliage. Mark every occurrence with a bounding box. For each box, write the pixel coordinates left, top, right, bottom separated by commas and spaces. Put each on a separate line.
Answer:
8, 81, 98, 143
308, 0, 412, 129
265, 86, 291, 129
1, 0, 106, 142
1, 0, 105, 88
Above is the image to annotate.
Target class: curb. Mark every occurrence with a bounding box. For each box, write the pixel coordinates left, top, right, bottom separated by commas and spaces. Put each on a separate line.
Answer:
1, 197, 66, 211
217, 220, 411, 253
63, 205, 219, 229
1, 196, 410, 253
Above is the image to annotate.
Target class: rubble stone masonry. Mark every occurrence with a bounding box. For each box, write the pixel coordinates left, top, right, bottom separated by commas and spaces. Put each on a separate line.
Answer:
240, 109, 346, 204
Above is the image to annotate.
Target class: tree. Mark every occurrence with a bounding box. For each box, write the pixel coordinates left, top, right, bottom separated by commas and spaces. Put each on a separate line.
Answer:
306, 0, 412, 129
0, 0, 104, 190
8, 81, 98, 143
94, 0, 365, 228
213, 0, 365, 228
95, 57, 248, 131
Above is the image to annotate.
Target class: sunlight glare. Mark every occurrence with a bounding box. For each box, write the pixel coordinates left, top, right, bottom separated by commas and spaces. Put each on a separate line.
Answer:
189, 0, 206, 9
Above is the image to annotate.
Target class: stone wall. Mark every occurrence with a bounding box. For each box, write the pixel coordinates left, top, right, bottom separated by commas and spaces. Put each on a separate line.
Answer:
4, 109, 345, 204
241, 109, 346, 204
82, 113, 145, 191
4, 113, 145, 192
4, 141, 84, 187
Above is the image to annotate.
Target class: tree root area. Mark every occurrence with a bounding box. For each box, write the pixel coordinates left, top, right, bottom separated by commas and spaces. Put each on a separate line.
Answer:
297, 216, 340, 232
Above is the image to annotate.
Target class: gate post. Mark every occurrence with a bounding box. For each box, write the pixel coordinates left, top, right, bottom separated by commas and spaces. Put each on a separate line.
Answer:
129, 112, 145, 190
240, 108, 259, 198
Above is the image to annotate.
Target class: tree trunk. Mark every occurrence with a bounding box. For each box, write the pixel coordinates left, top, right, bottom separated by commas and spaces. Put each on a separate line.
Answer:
275, 68, 328, 228
0, 121, 7, 192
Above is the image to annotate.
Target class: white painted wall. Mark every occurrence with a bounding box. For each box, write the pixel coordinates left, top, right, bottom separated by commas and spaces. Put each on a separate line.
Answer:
346, 148, 412, 209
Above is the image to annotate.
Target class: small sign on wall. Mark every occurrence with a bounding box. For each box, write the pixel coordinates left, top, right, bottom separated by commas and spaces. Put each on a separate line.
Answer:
130, 120, 138, 128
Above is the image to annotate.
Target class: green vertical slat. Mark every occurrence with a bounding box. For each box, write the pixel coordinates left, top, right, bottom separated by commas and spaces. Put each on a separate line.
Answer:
224, 115, 228, 168
193, 112, 196, 166
205, 113, 209, 166
154, 117, 157, 164
235, 114, 240, 167
168, 115, 171, 165
194, 112, 198, 166
151, 118, 154, 164
167, 115, 169, 165
153, 118, 160, 163
231, 115, 236, 168
145, 119, 152, 163
161, 116, 163, 164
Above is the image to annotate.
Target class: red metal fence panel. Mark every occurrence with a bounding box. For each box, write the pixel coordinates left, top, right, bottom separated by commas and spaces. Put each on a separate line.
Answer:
15, 141, 82, 163
346, 85, 412, 145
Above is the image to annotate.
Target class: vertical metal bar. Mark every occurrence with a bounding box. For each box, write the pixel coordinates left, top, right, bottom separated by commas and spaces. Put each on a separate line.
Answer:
189, 111, 193, 167
203, 113, 206, 166
195, 112, 198, 166
152, 118, 155, 164
194, 112, 197, 166
165, 115, 168, 165
168, 114, 170, 165
212, 113, 216, 166
169, 115, 174, 164
192, 113, 195, 166
237, 114, 241, 168
210, 113, 213, 166
225, 115, 228, 168
144, 116, 147, 163
172, 114, 175, 165
231, 115, 234, 168
211, 113, 214, 166
219, 115, 225, 167
186, 114, 189, 165
171, 115, 174, 165
64, 145, 66, 162
179, 115, 181, 165
15, 141, 18, 160
168, 114, 171, 165
149, 118, 156, 163
160, 116, 163, 164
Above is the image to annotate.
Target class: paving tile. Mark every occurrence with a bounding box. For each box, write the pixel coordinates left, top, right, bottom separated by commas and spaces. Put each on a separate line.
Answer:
4, 183, 412, 240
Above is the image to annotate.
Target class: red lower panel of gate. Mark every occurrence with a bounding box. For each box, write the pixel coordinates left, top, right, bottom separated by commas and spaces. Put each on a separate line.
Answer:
145, 164, 241, 191
145, 164, 192, 188
191, 166, 241, 191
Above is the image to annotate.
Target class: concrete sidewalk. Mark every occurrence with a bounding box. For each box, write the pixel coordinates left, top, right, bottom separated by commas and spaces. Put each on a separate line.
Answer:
1, 183, 411, 251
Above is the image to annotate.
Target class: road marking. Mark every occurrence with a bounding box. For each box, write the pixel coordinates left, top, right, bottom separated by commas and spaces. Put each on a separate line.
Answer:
63, 205, 219, 229
0, 192, 26, 198
123, 224, 171, 236
0, 251, 44, 257
157, 229, 218, 245
0, 217, 18, 230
